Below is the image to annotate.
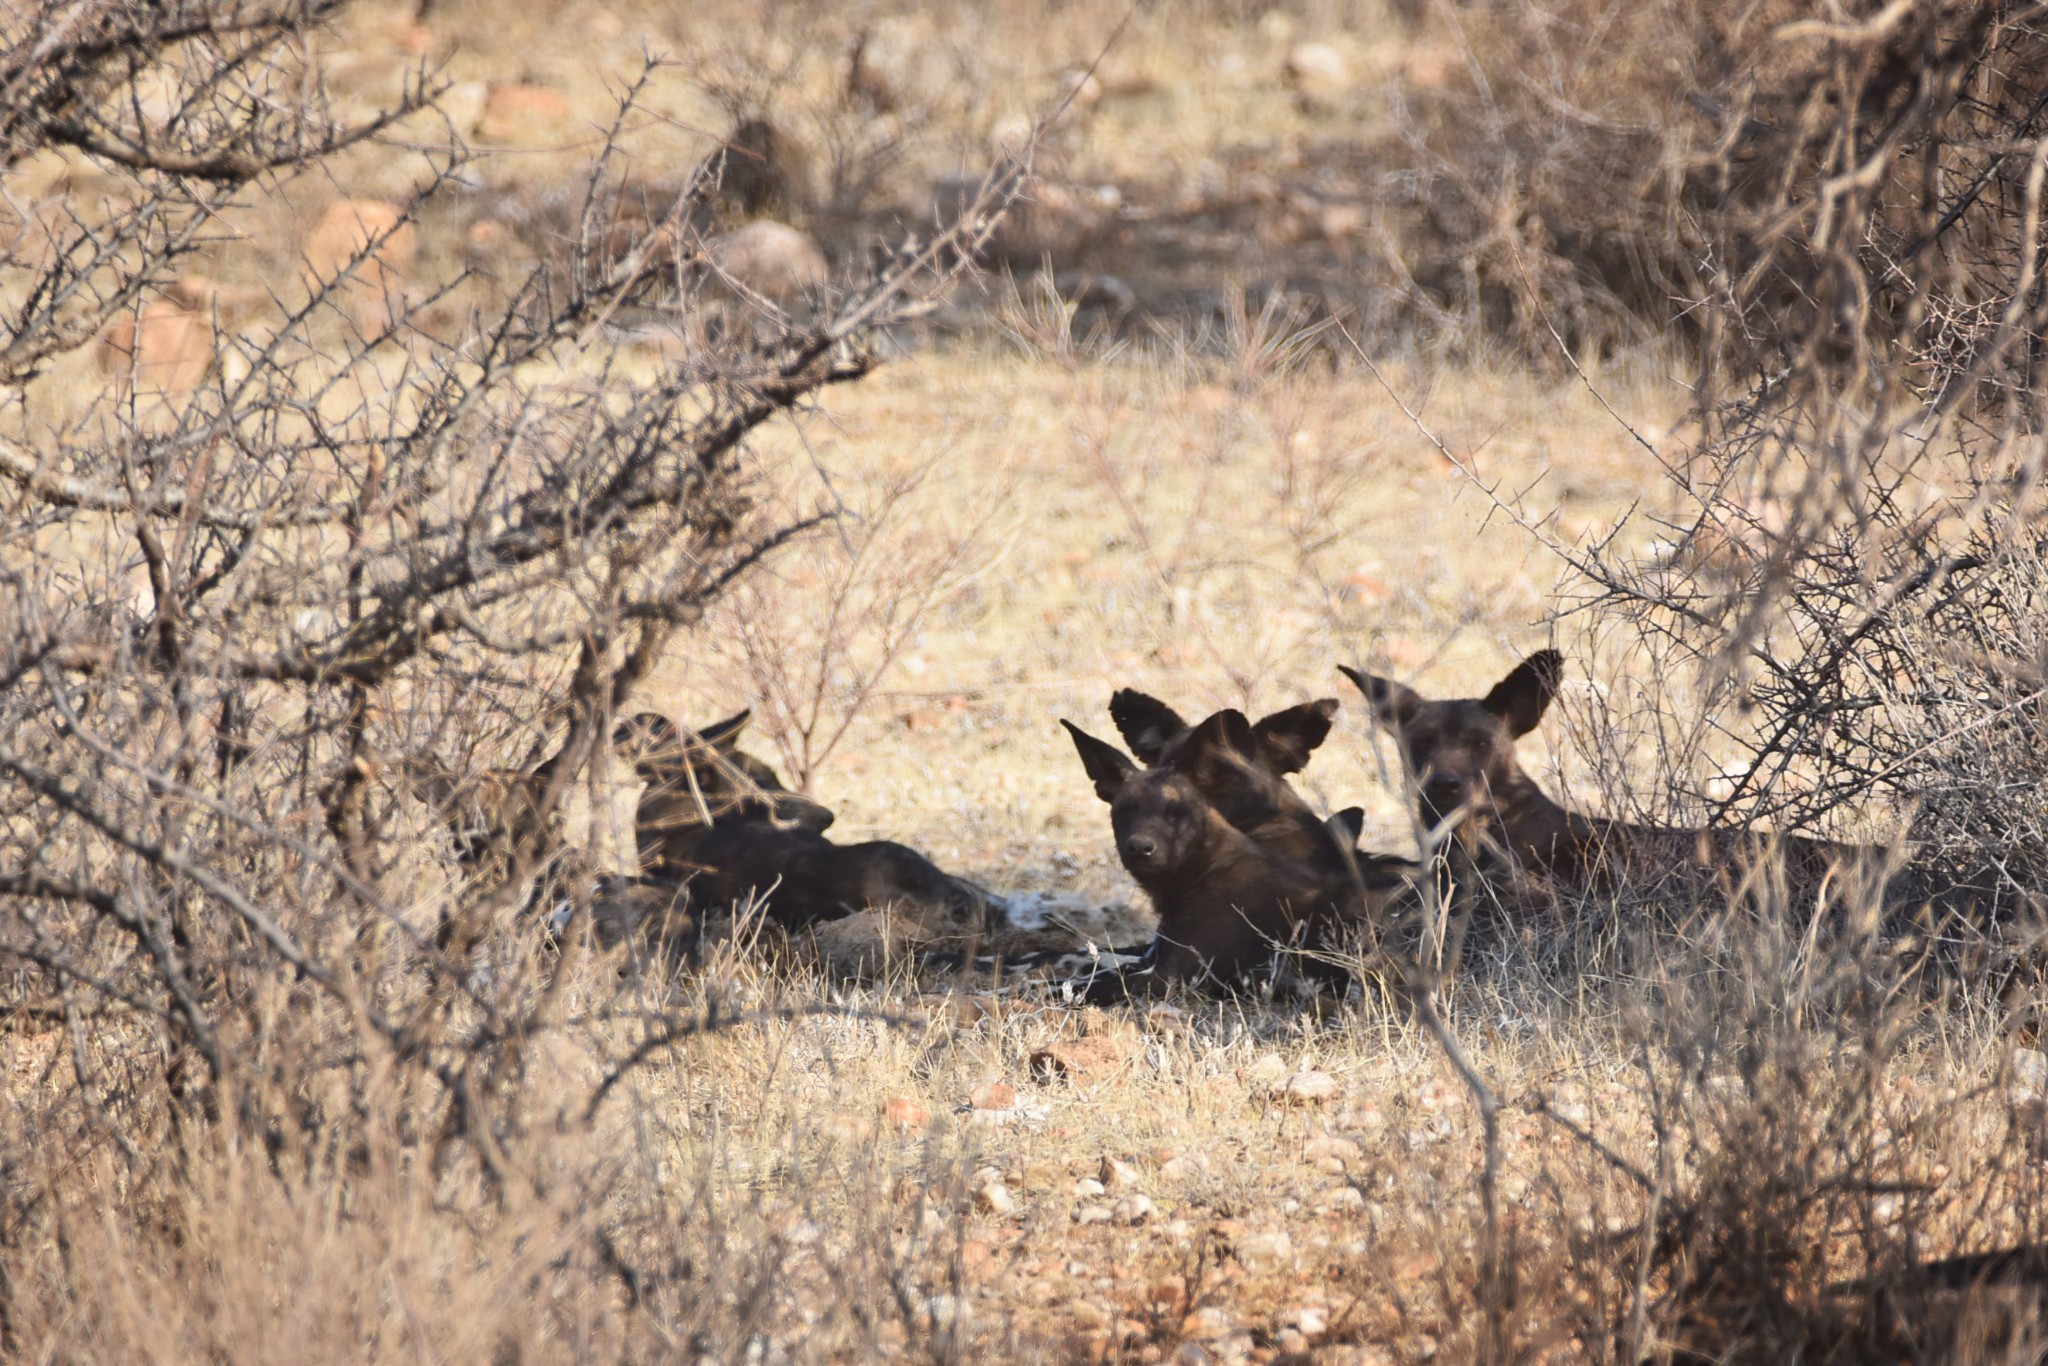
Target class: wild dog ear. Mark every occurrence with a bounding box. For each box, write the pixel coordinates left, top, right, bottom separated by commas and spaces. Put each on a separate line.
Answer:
1480, 650, 1563, 738
696, 708, 753, 751
1109, 689, 1190, 766
1062, 720, 1138, 803
1339, 665, 1420, 729
1328, 805, 1366, 845
1251, 698, 1338, 774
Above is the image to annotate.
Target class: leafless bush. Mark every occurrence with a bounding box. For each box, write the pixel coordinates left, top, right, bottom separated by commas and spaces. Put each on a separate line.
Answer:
0, 0, 1024, 1349
1381, 0, 1724, 360
701, 449, 1018, 792
1521, 3, 2048, 928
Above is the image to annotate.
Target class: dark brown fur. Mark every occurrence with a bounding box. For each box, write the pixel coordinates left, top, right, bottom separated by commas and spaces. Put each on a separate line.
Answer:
1109, 690, 1339, 776
1341, 652, 1890, 898
615, 709, 835, 843
534, 850, 701, 966
1064, 709, 1403, 992
1109, 689, 1422, 894
616, 709, 997, 936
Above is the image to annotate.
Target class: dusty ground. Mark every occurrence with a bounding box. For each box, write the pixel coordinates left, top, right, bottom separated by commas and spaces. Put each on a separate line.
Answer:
645, 344, 1683, 903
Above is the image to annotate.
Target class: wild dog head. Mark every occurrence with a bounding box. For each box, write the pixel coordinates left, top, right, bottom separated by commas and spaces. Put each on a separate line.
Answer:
1063, 709, 1267, 886
1064, 708, 1394, 988
613, 708, 835, 833
1340, 650, 1564, 855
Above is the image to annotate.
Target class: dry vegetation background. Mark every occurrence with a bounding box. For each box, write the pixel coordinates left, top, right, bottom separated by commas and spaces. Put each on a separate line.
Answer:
5, 0, 2048, 1361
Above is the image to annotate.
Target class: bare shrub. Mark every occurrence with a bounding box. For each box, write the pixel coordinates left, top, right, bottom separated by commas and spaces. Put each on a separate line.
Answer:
1380, 0, 1724, 360
1520, 4, 2048, 928
0, 0, 1025, 1349
702, 449, 1017, 792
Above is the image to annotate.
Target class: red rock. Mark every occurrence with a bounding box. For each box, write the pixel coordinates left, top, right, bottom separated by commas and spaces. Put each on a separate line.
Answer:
1031, 1035, 1129, 1087
970, 1081, 1017, 1112
881, 1097, 930, 1132
476, 84, 572, 143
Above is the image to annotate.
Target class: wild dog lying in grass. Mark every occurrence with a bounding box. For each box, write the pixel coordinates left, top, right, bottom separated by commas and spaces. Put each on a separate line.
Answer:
1063, 708, 1415, 999
1340, 651, 1901, 907
613, 709, 1001, 943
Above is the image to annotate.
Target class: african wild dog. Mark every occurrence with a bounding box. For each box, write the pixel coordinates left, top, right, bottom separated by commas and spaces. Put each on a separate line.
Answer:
1341, 651, 1894, 900
614, 709, 1001, 939
1106, 689, 1383, 871
1064, 708, 1413, 996
614, 709, 834, 839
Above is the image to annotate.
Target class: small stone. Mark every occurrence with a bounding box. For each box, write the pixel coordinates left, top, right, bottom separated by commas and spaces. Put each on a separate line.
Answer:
881, 1097, 931, 1132
1100, 1156, 1141, 1190
2014, 1048, 2047, 1091
1233, 1227, 1294, 1269
1058, 68, 1103, 109
1303, 1135, 1362, 1170
436, 80, 490, 137
1286, 1306, 1328, 1337
971, 1081, 1017, 1111
976, 1181, 1017, 1215
1547, 1095, 1592, 1128
1183, 1306, 1236, 1338
1285, 41, 1349, 93
476, 83, 572, 143
1073, 1202, 1114, 1225
1031, 1036, 1129, 1087
1325, 1186, 1366, 1212
1247, 1053, 1289, 1084
1393, 1252, 1441, 1282
1113, 1194, 1157, 1225
1276, 1070, 1341, 1106
1075, 1177, 1107, 1198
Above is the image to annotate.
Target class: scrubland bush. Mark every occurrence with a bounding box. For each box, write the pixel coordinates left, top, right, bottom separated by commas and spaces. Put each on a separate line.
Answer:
0, 0, 1025, 1354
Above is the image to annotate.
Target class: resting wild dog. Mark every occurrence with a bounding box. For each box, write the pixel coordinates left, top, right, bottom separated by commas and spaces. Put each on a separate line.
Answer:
1340, 651, 1892, 899
1112, 687, 1421, 888
614, 709, 1001, 937
613, 710, 833, 837
1064, 709, 1411, 995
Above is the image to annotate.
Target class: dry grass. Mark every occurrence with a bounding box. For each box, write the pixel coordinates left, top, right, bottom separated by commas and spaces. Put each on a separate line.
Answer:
8, 0, 2048, 1361
18, 330, 2042, 1362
